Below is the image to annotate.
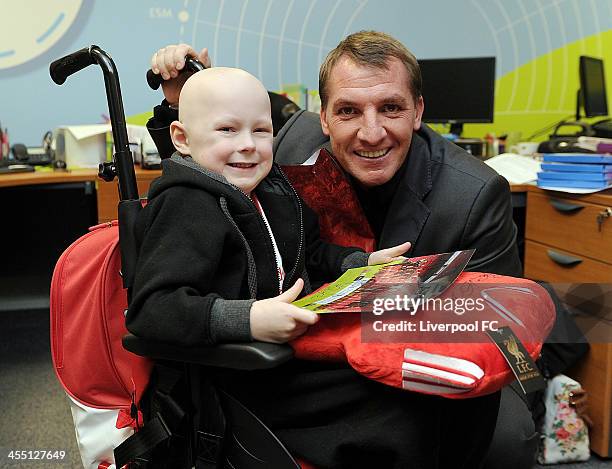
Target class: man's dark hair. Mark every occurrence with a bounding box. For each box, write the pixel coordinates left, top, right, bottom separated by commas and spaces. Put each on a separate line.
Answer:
319, 31, 422, 109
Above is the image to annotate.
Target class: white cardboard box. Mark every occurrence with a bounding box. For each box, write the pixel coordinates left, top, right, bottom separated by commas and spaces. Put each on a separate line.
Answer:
54, 124, 110, 169
54, 124, 152, 169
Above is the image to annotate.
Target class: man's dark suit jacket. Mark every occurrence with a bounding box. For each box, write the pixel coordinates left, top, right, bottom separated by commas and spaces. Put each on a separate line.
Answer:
273, 110, 522, 277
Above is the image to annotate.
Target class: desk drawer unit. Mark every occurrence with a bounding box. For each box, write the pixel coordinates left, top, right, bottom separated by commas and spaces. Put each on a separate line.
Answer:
524, 189, 612, 457
525, 192, 612, 265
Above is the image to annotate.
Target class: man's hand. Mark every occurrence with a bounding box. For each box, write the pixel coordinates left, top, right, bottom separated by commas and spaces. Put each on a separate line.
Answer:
250, 279, 319, 343
368, 241, 412, 265
150, 44, 212, 105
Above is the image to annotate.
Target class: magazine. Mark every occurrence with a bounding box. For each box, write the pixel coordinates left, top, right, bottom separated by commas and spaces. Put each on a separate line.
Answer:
293, 250, 474, 313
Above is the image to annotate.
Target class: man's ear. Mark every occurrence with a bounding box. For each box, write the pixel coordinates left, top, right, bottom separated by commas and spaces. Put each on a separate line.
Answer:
413, 95, 424, 130
170, 120, 190, 154
320, 107, 331, 136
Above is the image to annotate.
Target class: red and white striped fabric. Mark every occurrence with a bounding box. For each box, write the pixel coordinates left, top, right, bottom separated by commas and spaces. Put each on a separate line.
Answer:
402, 349, 485, 394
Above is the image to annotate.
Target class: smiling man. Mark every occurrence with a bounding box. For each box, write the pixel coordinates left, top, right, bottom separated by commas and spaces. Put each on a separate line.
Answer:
274, 32, 522, 277
318, 44, 424, 188
147, 31, 529, 469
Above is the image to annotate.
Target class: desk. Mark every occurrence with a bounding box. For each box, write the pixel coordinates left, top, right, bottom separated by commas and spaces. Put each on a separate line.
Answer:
0, 172, 536, 223
0, 169, 99, 188
0, 168, 158, 312
0, 167, 162, 223
0, 170, 100, 311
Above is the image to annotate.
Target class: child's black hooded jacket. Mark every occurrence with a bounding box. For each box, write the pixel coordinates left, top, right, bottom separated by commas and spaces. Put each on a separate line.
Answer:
126, 154, 365, 346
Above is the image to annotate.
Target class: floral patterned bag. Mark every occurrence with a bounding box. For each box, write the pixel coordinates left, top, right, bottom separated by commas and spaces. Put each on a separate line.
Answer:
537, 374, 590, 464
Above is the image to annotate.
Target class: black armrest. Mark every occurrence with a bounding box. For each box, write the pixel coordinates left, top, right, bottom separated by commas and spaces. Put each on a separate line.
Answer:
122, 334, 294, 370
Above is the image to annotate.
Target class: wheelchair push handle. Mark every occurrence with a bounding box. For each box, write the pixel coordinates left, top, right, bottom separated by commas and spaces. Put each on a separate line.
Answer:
50, 45, 141, 290
49, 45, 137, 202
146, 56, 207, 90
49, 46, 96, 85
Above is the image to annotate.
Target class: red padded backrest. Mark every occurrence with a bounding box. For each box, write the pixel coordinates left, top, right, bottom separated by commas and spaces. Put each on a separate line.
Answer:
50, 221, 152, 410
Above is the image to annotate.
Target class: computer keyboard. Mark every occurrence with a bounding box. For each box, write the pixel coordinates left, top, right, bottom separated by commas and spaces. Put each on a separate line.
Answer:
0, 163, 35, 174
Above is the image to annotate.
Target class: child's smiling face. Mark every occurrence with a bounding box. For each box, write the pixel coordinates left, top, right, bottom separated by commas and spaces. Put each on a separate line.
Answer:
172, 68, 274, 196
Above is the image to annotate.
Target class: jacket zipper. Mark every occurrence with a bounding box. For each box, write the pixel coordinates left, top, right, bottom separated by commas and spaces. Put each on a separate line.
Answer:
231, 187, 284, 295
253, 195, 284, 294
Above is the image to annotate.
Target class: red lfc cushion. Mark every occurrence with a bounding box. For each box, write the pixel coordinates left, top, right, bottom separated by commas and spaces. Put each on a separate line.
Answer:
291, 272, 555, 398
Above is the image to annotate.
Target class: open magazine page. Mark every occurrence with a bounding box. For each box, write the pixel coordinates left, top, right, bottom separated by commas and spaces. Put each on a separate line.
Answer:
293, 250, 475, 313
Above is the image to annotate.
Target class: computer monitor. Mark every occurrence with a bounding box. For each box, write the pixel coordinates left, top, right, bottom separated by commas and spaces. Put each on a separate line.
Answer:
418, 57, 496, 136
577, 55, 608, 120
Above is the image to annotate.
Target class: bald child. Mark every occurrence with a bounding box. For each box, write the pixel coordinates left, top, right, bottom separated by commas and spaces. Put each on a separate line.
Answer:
127, 68, 409, 346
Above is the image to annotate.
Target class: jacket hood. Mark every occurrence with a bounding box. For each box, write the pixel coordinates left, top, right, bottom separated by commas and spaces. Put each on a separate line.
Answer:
150, 153, 294, 206
149, 154, 246, 200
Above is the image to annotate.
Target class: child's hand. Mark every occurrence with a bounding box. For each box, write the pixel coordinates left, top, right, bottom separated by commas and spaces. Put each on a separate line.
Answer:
368, 241, 412, 266
250, 279, 319, 343
150, 44, 212, 105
